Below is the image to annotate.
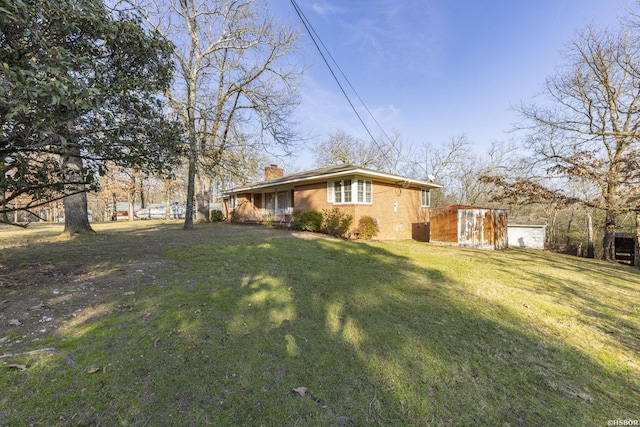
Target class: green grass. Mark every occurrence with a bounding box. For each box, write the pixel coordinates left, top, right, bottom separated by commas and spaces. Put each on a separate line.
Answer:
1, 221, 639, 426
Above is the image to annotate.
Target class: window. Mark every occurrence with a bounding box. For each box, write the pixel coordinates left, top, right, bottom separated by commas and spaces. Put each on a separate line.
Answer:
265, 192, 275, 210
357, 179, 372, 203
421, 188, 431, 207
229, 194, 237, 209
264, 191, 291, 213
276, 191, 291, 210
334, 181, 342, 203
343, 179, 352, 202
328, 178, 371, 204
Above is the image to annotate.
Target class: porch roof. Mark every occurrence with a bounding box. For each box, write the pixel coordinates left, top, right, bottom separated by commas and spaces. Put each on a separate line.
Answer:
224, 164, 441, 196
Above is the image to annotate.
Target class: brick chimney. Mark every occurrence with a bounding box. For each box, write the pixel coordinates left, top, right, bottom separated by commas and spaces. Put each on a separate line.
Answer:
264, 164, 284, 180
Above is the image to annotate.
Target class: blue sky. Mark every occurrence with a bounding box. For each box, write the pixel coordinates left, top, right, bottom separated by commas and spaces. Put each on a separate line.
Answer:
273, 0, 633, 170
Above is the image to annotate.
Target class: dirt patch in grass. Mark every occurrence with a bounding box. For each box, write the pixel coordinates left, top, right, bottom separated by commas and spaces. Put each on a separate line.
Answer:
0, 221, 307, 356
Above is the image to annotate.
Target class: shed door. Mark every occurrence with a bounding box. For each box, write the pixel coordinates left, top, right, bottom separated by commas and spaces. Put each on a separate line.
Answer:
458, 209, 489, 248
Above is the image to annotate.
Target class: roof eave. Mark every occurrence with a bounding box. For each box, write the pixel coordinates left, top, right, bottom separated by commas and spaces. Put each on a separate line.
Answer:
223, 167, 442, 196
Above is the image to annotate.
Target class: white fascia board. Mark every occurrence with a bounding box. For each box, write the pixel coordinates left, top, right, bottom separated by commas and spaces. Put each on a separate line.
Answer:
351, 168, 442, 189
224, 168, 442, 195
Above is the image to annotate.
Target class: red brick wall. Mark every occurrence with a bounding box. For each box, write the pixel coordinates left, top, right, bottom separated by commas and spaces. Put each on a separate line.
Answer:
293, 180, 430, 240
228, 179, 432, 239
264, 166, 284, 180
233, 193, 262, 222
293, 182, 332, 212
353, 181, 429, 240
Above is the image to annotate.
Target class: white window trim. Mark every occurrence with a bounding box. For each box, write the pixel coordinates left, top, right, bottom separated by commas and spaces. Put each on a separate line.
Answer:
421, 188, 431, 207
327, 181, 334, 203
328, 178, 372, 205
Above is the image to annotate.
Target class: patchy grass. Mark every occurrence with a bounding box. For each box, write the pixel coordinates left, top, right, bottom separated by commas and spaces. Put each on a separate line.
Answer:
1, 221, 639, 426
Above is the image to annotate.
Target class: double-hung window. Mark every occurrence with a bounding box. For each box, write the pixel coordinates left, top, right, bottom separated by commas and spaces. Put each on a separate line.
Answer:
421, 188, 431, 207
334, 180, 342, 203
341, 179, 352, 202
356, 179, 372, 203
328, 178, 371, 204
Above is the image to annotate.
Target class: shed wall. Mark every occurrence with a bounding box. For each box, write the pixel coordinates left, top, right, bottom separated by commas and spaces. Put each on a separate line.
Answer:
430, 206, 508, 249
429, 209, 459, 243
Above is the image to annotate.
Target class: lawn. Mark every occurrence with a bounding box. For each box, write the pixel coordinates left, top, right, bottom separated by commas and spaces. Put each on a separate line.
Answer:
1, 221, 639, 426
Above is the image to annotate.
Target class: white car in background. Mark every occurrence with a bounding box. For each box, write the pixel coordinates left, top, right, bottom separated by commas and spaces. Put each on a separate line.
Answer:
135, 202, 185, 219
135, 204, 166, 220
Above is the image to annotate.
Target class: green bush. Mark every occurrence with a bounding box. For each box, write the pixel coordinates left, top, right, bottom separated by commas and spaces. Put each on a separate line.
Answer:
291, 210, 323, 232
210, 210, 224, 222
355, 215, 378, 239
322, 207, 353, 238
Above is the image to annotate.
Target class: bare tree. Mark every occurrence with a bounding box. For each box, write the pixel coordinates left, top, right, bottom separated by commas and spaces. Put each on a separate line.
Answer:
411, 135, 519, 206
132, 0, 302, 229
482, 18, 640, 262
313, 129, 416, 177
313, 130, 380, 169
414, 134, 471, 183
508, 22, 640, 261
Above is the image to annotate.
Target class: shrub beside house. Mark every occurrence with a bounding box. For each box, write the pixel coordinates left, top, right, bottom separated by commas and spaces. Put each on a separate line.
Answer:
222, 164, 441, 240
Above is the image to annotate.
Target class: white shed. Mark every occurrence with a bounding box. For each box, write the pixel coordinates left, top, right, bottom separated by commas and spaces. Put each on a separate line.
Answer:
507, 224, 546, 250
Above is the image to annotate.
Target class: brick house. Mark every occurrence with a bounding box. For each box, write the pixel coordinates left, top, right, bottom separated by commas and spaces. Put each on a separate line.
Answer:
222, 164, 441, 240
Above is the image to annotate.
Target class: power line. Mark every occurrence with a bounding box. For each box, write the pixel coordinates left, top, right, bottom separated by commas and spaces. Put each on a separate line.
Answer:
289, 0, 403, 171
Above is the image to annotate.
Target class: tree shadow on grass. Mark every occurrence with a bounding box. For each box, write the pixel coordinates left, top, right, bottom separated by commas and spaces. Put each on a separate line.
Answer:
483, 248, 640, 359
1, 223, 639, 425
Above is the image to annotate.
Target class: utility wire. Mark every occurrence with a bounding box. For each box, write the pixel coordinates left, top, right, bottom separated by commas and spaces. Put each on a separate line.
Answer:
289, 0, 403, 172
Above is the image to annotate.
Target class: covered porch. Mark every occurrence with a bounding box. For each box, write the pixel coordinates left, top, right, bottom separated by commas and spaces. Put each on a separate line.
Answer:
225, 188, 295, 226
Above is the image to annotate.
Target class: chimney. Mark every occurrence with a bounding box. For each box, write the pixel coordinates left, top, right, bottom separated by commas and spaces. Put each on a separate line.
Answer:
264, 164, 284, 180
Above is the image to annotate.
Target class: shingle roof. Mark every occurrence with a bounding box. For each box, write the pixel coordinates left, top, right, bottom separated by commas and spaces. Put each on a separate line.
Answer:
224, 164, 441, 195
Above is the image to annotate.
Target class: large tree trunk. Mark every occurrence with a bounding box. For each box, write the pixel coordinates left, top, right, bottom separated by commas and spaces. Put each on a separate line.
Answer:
193, 173, 211, 222
603, 211, 616, 261
129, 175, 140, 221
165, 193, 171, 220
585, 211, 595, 258
112, 192, 117, 221
127, 190, 134, 221
635, 211, 640, 269
195, 188, 207, 222
183, 155, 196, 230
62, 150, 94, 235
566, 207, 574, 245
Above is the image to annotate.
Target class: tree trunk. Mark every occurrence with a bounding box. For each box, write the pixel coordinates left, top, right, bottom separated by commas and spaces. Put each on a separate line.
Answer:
127, 190, 134, 221
194, 173, 209, 222
128, 175, 137, 221
547, 207, 557, 244
183, 155, 196, 230
566, 207, 574, 245
62, 150, 94, 235
195, 193, 207, 222
112, 192, 117, 221
603, 212, 616, 261
635, 210, 640, 269
585, 211, 595, 258
139, 178, 146, 209
165, 186, 171, 220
